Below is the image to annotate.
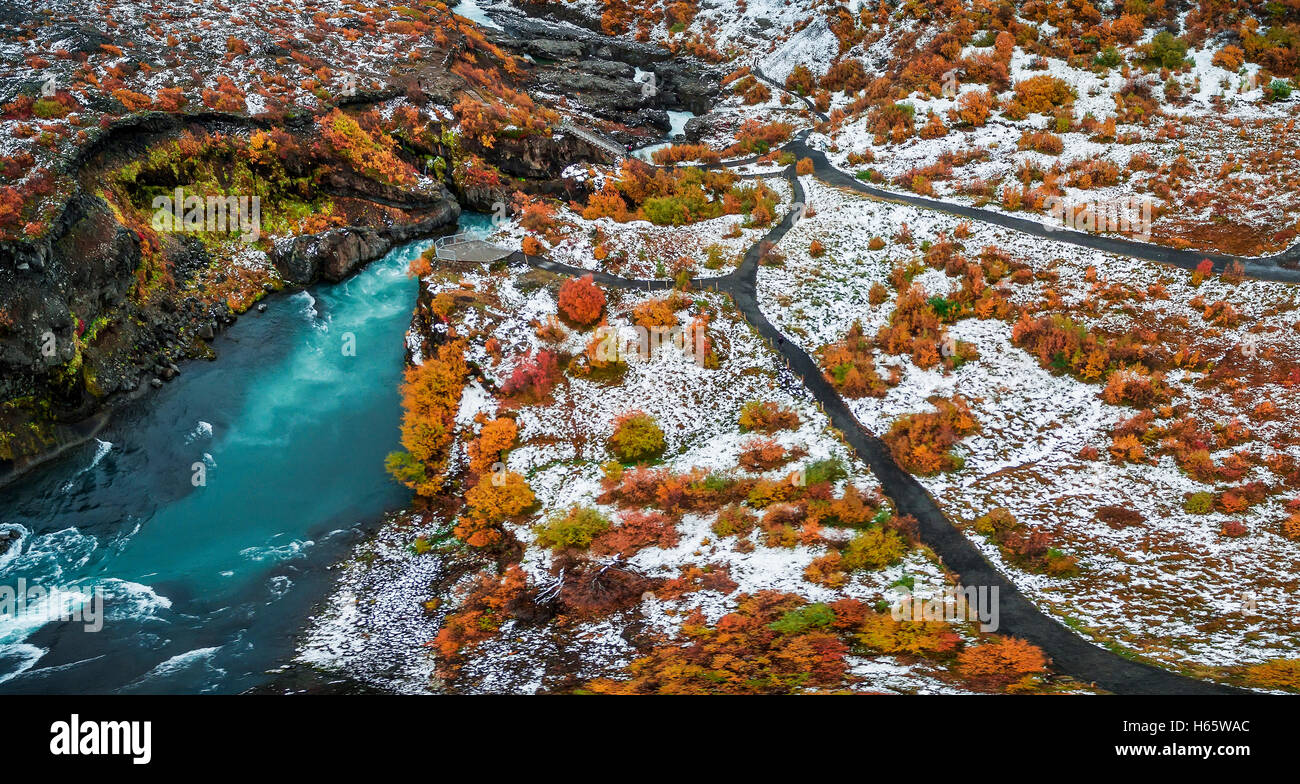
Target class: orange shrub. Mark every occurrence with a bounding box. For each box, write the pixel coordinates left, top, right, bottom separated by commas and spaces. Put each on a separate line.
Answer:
457, 470, 535, 547
592, 509, 680, 556
521, 235, 545, 255
738, 400, 800, 433
466, 417, 517, 476
631, 297, 678, 328
956, 637, 1048, 691
584, 593, 850, 694
737, 437, 792, 471
1006, 75, 1073, 119
953, 89, 995, 127
558, 273, 606, 326
434, 566, 532, 663
385, 340, 468, 497
317, 107, 413, 185
819, 320, 892, 398
883, 396, 979, 475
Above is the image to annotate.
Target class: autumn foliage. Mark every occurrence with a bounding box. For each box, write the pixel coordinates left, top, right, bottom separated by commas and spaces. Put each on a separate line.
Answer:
434, 566, 533, 664
500, 350, 560, 404
457, 470, 535, 548
883, 396, 979, 475
956, 637, 1048, 692
819, 320, 894, 398
608, 410, 666, 462
317, 108, 413, 185
466, 417, 517, 476
385, 340, 468, 497
557, 274, 606, 326
737, 400, 800, 433
583, 592, 851, 694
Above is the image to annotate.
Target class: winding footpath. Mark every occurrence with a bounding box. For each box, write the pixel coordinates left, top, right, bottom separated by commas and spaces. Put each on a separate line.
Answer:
510, 157, 1248, 694
750, 68, 1300, 283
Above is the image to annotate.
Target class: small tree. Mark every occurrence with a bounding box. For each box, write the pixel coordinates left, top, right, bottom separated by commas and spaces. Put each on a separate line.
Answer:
457, 470, 535, 547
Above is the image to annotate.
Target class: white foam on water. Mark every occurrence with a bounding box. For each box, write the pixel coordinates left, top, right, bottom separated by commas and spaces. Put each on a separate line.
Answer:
60, 438, 113, 492
454, 0, 502, 29
99, 579, 173, 623
667, 110, 694, 136
267, 575, 293, 599
238, 538, 314, 563
88, 439, 112, 468
5, 653, 106, 683
4, 527, 99, 583
0, 584, 95, 645
291, 290, 329, 331
121, 646, 225, 692
631, 110, 697, 162
185, 420, 214, 444
0, 643, 46, 685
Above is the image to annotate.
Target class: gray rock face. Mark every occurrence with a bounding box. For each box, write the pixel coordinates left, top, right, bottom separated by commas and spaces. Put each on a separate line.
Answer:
580, 60, 635, 79
0, 191, 137, 388
684, 113, 712, 142
493, 10, 720, 120
273, 227, 394, 284
271, 190, 459, 285
527, 38, 584, 60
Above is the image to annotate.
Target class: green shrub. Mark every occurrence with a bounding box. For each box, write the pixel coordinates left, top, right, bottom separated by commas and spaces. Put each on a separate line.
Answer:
533, 505, 611, 550
712, 503, 757, 537
1094, 46, 1122, 68
32, 98, 71, 119
601, 460, 624, 482
768, 603, 835, 634
842, 527, 906, 571
608, 410, 666, 462
804, 457, 848, 486
1184, 492, 1215, 514
1147, 32, 1188, 69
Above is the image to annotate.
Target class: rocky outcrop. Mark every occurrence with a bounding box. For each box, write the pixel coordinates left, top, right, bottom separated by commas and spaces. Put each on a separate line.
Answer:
272, 194, 460, 284
0, 192, 137, 381
0, 109, 461, 475
458, 132, 608, 211
684, 113, 711, 142
491, 11, 720, 121
273, 228, 393, 284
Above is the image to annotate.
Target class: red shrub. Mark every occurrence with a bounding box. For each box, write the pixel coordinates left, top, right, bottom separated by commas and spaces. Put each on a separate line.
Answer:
501, 350, 559, 403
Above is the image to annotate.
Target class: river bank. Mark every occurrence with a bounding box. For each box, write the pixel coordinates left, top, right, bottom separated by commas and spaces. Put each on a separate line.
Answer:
0, 240, 431, 693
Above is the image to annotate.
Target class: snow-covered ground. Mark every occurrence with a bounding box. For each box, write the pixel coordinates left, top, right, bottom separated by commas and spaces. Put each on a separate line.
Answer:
758, 173, 1300, 673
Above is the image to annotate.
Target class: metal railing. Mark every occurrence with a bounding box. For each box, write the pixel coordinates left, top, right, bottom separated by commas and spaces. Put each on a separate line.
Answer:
433, 232, 508, 262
